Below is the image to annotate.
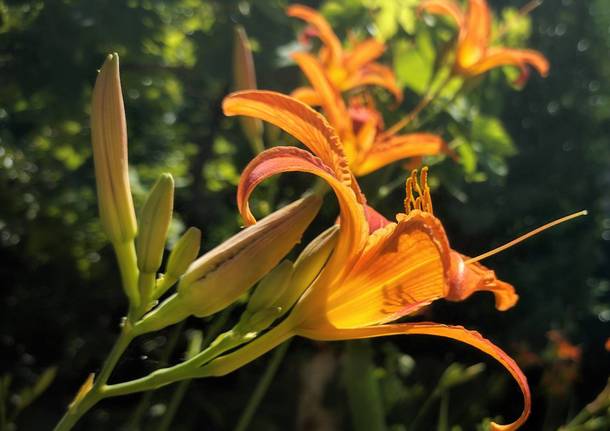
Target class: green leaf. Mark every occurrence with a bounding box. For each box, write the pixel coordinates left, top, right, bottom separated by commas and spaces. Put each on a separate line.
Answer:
393, 29, 435, 94
472, 116, 516, 157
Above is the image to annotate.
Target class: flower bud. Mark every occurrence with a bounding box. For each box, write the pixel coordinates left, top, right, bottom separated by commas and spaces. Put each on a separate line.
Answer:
166, 227, 202, 279
178, 195, 322, 318
246, 260, 294, 314
136, 173, 174, 274
237, 226, 338, 333
280, 225, 338, 310
91, 53, 137, 244
233, 25, 263, 153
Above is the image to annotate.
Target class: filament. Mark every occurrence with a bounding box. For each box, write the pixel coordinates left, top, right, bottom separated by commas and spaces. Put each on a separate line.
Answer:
465, 210, 588, 264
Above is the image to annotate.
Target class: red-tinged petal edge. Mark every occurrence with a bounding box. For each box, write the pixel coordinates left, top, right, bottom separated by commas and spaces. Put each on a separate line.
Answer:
223, 90, 352, 188
363, 204, 391, 233
236, 146, 367, 281
297, 322, 530, 431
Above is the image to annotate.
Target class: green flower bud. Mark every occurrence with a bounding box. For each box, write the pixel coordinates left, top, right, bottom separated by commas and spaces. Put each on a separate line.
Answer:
246, 260, 294, 314
136, 173, 174, 274
91, 53, 137, 244
166, 227, 202, 279
178, 195, 322, 318
238, 226, 338, 333
278, 225, 338, 311
233, 25, 263, 153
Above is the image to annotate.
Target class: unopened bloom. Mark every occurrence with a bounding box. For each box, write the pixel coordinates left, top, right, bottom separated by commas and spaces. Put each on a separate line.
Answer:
91, 53, 137, 244
136, 173, 174, 274
419, 0, 549, 83
136, 195, 321, 333
205, 90, 530, 430
242, 226, 339, 331
233, 25, 263, 153
287, 4, 402, 104
165, 227, 202, 281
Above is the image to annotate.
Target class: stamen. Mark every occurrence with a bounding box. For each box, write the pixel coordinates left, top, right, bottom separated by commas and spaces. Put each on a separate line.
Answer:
404, 176, 415, 213
412, 170, 423, 206
465, 210, 588, 264
404, 167, 434, 214
420, 167, 433, 214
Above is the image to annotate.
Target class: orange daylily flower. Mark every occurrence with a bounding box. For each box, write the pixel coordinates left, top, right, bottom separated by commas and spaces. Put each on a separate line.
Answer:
291, 50, 447, 176
210, 90, 530, 430
419, 0, 549, 82
287, 4, 403, 104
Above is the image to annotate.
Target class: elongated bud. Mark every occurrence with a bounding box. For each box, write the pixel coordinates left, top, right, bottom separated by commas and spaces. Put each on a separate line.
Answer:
233, 25, 263, 153
238, 226, 338, 333
278, 225, 338, 311
166, 227, 202, 279
247, 260, 294, 314
91, 53, 137, 243
178, 195, 322, 318
136, 173, 174, 273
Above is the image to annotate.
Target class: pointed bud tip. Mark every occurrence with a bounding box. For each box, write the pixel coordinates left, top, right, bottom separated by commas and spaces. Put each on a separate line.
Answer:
158, 172, 175, 186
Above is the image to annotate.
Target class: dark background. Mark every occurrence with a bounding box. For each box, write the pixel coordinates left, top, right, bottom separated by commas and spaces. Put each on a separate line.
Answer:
1, 0, 608, 430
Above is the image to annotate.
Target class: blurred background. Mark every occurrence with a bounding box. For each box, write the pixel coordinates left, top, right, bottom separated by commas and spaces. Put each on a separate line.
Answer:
1, 0, 609, 430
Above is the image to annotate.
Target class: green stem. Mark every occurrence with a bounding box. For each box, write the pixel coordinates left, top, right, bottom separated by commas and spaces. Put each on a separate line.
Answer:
113, 241, 140, 309
343, 340, 387, 431
410, 388, 439, 431
54, 324, 135, 431
137, 272, 156, 314
153, 309, 232, 431
155, 380, 191, 431
104, 319, 293, 398
124, 322, 185, 430
381, 72, 454, 139
233, 340, 291, 431
197, 318, 294, 378
437, 391, 449, 431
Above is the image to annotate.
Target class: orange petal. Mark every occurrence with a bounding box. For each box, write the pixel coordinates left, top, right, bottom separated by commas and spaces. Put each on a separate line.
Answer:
344, 38, 386, 72
319, 211, 451, 328
342, 62, 403, 102
291, 86, 322, 106
223, 90, 351, 185
465, 47, 550, 77
349, 115, 378, 172
354, 133, 445, 176
447, 251, 518, 311
297, 322, 530, 431
236, 146, 367, 284
418, 0, 465, 27
287, 4, 343, 66
457, 0, 492, 69
292, 52, 352, 140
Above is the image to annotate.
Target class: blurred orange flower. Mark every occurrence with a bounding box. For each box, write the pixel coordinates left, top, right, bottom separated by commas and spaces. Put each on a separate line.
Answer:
287, 4, 402, 104
547, 330, 582, 362
290, 51, 448, 176
420, 0, 549, 83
